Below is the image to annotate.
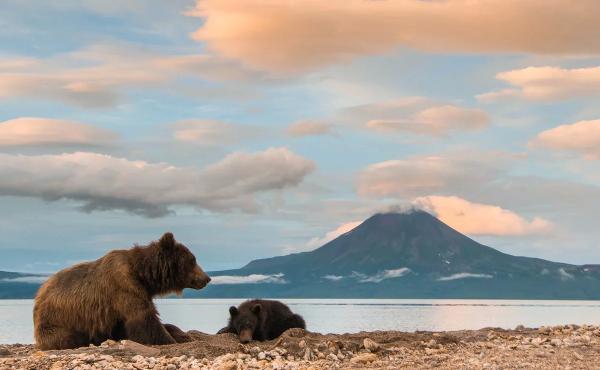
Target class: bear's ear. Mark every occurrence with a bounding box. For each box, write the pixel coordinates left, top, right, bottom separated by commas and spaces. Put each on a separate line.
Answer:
251, 303, 262, 315
229, 306, 239, 317
159, 232, 175, 250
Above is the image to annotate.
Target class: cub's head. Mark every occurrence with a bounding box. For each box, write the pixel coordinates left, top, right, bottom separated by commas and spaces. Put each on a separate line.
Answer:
156, 232, 211, 291
228, 302, 262, 343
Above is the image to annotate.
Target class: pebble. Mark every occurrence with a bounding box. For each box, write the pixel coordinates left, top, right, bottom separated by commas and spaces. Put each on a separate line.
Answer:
326, 353, 338, 361
363, 337, 381, 352
351, 352, 378, 364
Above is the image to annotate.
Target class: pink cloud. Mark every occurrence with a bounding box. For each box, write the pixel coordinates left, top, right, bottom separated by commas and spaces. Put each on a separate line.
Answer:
189, 0, 600, 73
414, 195, 553, 236
287, 120, 332, 137
479, 66, 600, 102
0, 43, 274, 107
357, 154, 505, 198
531, 119, 600, 159
366, 105, 489, 136
0, 117, 117, 147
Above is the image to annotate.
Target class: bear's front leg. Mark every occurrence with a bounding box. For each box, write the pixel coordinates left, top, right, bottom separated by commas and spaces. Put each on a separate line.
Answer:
124, 310, 176, 345
164, 323, 192, 343
217, 326, 235, 334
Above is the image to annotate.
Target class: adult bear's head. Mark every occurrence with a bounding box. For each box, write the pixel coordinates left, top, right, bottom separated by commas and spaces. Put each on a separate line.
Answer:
136, 232, 211, 295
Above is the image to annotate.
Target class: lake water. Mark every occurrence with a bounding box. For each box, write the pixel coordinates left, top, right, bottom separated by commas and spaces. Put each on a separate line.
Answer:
2, 299, 600, 344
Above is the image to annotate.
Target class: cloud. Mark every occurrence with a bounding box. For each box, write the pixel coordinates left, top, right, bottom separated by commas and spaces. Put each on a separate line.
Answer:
284, 220, 361, 254
478, 66, 600, 102
324, 268, 412, 283
354, 268, 411, 283
304, 221, 361, 250
342, 98, 488, 136
0, 148, 314, 217
558, 268, 574, 281
156, 54, 275, 83
188, 0, 600, 73
366, 105, 489, 136
172, 119, 260, 146
287, 120, 332, 137
437, 273, 493, 281
341, 97, 431, 120
530, 119, 600, 159
322, 275, 344, 281
210, 273, 287, 284
476, 88, 522, 103
0, 117, 117, 147
0, 74, 121, 108
200, 147, 315, 200
0, 43, 276, 107
0, 276, 49, 284
357, 154, 504, 198
414, 195, 553, 236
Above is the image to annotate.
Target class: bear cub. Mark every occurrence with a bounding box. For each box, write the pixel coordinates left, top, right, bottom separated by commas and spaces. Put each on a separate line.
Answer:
34, 233, 210, 350
218, 299, 306, 343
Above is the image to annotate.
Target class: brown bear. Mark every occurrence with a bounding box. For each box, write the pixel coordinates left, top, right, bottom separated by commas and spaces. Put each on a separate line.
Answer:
33, 232, 210, 350
217, 299, 306, 343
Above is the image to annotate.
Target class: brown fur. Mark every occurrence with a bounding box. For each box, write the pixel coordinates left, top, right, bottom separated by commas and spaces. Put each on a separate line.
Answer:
33, 233, 210, 350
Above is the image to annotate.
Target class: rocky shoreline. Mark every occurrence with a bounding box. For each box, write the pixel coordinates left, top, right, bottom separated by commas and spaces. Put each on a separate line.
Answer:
1, 325, 599, 369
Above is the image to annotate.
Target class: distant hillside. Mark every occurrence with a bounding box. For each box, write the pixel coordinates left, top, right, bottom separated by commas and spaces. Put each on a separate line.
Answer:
0, 271, 47, 299
3, 211, 600, 299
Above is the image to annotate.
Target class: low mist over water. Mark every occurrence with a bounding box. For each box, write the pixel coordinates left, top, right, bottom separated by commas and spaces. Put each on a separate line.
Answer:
3, 299, 600, 344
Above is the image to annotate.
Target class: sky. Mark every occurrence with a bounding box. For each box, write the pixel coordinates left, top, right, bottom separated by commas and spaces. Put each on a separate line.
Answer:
1, 0, 600, 272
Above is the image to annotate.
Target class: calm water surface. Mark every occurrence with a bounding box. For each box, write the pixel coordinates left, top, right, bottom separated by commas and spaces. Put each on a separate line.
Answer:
2, 299, 600, 344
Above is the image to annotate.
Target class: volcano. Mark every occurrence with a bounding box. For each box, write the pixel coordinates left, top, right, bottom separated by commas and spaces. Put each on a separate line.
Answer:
196, 211, 600, 299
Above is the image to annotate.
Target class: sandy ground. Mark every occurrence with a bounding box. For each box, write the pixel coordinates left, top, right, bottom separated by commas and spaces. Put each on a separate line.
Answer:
1, 324, 599, 369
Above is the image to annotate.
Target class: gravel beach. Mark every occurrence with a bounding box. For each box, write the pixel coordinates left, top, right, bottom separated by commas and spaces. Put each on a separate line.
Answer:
1, 325, 599, 369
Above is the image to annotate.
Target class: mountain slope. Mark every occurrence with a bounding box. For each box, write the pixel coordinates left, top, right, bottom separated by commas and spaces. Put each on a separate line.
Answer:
0, 271, 47, 299
195, 211, 600, 299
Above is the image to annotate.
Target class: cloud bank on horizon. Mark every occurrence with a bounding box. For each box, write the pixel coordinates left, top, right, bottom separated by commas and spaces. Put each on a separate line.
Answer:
1, 0, 600, 270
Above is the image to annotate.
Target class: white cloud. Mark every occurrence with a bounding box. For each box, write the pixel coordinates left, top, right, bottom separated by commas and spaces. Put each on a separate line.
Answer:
558, 268, 574, 281
283, 220, 361, 254
188, 0, 600, 73
437, 273, 493, 281
304, 221, 361, 250
352, 268, 411, 283
1, 276, 49, 284
323, 275, 344, 281
0, 148, 314, 217
479, 66, 600, 102
287, 120, 332, 137
210, 273, 286, 284
530, 119, 600, 159
414, 195, 553, 236
0, 117, 117, 147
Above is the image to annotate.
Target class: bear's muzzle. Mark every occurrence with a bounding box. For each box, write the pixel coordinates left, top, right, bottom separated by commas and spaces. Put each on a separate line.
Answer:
189, 265, 211, 289
239, 328, 253, 343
